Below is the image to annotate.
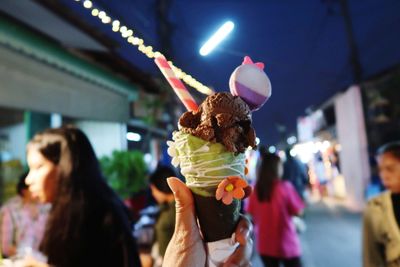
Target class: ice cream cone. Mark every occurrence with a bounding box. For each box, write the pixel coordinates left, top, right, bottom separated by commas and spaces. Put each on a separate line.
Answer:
168, 131, 246, 241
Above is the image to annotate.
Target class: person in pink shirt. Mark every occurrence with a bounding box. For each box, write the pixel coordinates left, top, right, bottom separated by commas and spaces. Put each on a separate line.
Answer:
246, 152, 304, 267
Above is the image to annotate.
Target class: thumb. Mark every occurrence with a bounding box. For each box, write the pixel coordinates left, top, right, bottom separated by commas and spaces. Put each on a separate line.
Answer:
164, 178, 206, 267
167, 177, 198, 232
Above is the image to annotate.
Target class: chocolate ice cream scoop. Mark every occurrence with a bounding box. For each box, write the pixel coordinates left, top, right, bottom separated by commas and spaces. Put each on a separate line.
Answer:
179, 92, 256, 153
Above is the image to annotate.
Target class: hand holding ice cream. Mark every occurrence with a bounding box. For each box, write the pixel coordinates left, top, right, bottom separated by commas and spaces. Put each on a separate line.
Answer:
162, 177, 253, 267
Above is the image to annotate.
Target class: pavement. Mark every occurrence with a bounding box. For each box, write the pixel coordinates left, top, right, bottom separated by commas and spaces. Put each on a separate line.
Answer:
251, 198, 362, 267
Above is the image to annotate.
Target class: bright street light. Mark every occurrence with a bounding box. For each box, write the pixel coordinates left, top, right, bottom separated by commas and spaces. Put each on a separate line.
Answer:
199, 21, 234, 56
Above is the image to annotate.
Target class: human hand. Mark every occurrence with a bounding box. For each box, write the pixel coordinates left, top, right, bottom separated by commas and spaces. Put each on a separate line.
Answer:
163, 177, 254, 267
223, 215, 253, 267
162, 177, 206, 267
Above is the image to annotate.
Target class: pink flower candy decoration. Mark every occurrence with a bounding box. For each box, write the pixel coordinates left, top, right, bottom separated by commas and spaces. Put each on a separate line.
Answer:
216, 176, 248, 205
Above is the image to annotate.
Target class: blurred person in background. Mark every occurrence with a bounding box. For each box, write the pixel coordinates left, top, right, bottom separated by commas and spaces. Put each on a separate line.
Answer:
25, 126, 141, 267
283, 148, 309, 200
246, 152, 304, 267
0, 171, 49, 258
148, 164, 176, 267
366, 154, 386, 199
363, 141, 400, 267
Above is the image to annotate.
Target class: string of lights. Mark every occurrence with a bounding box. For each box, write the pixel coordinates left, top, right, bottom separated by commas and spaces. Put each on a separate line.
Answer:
74, 0, 214, 95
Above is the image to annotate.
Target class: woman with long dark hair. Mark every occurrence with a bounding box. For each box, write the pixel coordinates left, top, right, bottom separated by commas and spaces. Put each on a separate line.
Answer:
25, 126, 141, 267
246, 152, 304, 267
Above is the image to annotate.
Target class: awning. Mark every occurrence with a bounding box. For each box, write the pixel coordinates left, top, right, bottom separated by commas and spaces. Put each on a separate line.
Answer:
0, 15, 138, 122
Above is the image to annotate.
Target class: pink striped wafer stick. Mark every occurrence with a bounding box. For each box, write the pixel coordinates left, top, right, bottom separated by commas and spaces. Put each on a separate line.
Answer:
154, 56, 198, 111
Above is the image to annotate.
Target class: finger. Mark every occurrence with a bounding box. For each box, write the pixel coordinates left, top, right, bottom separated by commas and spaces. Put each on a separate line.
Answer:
243, 186, 253, 199
234, 215, 253, 245
164, 177, 206, 267
167, 177, 194, 211
167, 177, 197, 232
223, 216, 253, 267
223, 244, 252, 267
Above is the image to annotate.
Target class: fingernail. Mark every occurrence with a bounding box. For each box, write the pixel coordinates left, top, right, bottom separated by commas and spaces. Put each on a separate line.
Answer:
240, 227, 250, 239
167, 177, 179, 194
230, 233, 236, 245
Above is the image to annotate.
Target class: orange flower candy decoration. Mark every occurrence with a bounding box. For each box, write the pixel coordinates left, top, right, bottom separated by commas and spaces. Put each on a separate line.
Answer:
216, 176, 248, 205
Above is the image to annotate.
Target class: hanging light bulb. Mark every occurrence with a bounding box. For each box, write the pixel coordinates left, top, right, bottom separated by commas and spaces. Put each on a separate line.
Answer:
112, 20, 120, 27
83, 0, 93, 9
73, 0, 213, 95
91, 8, 99, 16
98, 11, 106, 19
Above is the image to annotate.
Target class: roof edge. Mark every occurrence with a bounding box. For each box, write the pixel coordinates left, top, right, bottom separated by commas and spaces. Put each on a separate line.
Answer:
0, 15, 138, 100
